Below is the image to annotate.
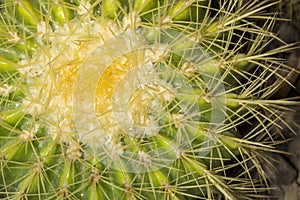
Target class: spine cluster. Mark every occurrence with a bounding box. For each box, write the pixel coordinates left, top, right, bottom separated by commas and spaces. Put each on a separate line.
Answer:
0, 1, 295, 199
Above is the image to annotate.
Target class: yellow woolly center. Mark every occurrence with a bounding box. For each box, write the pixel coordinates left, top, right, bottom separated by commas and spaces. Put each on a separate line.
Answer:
20, 19, 121, 142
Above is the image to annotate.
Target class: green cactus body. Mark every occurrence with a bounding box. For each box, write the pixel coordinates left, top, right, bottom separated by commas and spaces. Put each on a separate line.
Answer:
0, 0, 294, 199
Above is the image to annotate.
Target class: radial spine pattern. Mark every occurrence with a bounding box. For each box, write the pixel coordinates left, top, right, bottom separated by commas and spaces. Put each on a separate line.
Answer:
0, 0, 295, 199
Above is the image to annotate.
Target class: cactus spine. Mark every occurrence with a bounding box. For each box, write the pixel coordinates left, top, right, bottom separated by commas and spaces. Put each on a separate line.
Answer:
0, 0, 295, 199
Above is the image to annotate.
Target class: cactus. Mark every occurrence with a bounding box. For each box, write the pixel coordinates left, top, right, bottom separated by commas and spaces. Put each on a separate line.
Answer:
0, 0, 296, 199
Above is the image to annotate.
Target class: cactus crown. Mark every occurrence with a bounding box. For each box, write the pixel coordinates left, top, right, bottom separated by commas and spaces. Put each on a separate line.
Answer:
0, 0, 296, 199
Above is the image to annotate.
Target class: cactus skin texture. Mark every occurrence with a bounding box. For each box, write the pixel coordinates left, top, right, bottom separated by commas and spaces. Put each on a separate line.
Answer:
0, 0, 295, 200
